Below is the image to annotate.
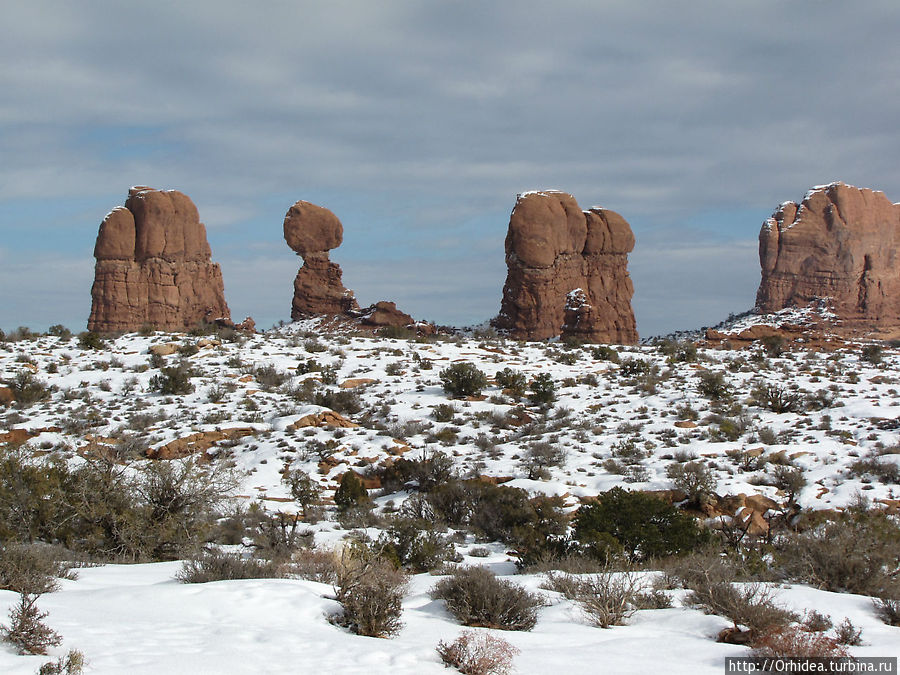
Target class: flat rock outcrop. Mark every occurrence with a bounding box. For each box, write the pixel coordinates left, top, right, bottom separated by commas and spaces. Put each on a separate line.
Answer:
88, 187, 230, 332
283, 200, 420, 330
756, 182, 900, 335
493, 191, 638, 343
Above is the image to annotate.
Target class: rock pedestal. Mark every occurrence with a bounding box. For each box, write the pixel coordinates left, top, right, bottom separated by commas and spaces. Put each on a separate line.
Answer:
283, 200, 417, 330
493, 191, 638, 343
88, 187, 230, 332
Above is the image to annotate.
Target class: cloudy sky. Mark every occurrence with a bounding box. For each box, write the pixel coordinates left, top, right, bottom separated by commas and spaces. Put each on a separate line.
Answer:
3, 1, 900, 337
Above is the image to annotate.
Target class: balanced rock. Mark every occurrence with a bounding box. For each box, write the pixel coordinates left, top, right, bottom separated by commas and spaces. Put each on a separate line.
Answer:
88, 187, 230, 332
756, 182, 900, 334
493, 191, 638, 343
283, 200, 360, 319
283, 200, 418, 330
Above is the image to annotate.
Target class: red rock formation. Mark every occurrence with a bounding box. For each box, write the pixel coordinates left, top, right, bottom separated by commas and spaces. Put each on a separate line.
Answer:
283, 200, 420, 331
756, 182, 900, 334
88, 187, 230, 333
493, 191, 638, 343
283, 200, 360, 319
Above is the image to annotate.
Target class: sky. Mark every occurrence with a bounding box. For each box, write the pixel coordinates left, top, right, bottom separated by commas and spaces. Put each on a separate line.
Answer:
2, 1, 900, 337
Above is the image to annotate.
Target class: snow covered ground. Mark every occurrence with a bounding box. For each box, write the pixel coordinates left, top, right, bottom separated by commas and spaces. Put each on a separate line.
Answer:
0, 321, 898, 672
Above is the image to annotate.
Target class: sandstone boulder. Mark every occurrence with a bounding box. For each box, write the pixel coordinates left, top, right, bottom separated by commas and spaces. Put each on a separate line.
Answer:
493, 191, 638, 343
88, 187, 230, 333
756, 182, 900, 335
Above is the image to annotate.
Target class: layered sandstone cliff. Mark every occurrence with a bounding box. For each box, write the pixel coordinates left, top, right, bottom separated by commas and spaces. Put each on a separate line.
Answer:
756, 182, 900, 334
88, 187, 230, 333
493, 191, 638, 343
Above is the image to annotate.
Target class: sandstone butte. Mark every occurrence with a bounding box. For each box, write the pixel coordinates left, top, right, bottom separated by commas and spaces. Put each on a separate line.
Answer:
756, 182, 900, 337
282, 199, 415, 329
493, 190, 638, 344
88, 187, 230, 333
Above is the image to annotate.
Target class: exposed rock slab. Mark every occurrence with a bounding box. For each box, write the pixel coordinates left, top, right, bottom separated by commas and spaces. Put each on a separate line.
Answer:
756, 182, 900, 335
88, 187, 230, 332
493, 191, 637, 343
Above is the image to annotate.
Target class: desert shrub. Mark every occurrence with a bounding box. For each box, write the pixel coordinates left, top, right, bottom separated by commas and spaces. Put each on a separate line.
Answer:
761, 335, 786, 357
431, 403, 458, 422
149, 364, 195, 395
46, 324, 72, 340
666, 461, 716, 505
376, 450, 455, 493
77, 331, 105, 351
751, 625, 847, 658
385, 361, 404, 376
436, 630, 519, 675
38, 649, 86, 675
332, 549, 408, 638
658, 339, 697, 363
291, 547, 340, 584
426, 481, 567, 559
249, 511, 313, 561
619, 358, 651, 377
334, 471, 371, 511
697, 370, 732, 401
802, 610, 833, 632
251, 364, 289, 391
281, 468, 320, 515
686, 580, 797, 636
0, 447, 235, 562
520, 441, 566, 480
874, 597, 900, 626
431, 566, 542, 631
848, 456, 900, 484
176, 549, 283, 583
1, 593, 61, 655
494, 368, 526, 398
10, 371, 51, 406
770, 465, 807, 503
377, 517, 457, 572
833, 618, 863, 646
861, 344, 883, 365
753, 382, 802, 413
776, 504, 900, 595
0, 544, 74, 594
591, 345, 619, 362
527, 373, 556, 407
545, 570, 645, 628
574, 487, 709, 562
314, 388, 362, 415
441, 363, 488, 398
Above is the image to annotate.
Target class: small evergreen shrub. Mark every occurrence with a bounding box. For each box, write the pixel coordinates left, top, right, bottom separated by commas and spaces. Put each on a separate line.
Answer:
334, 471, 371, 511
527, 373, 556, 407
38, 649, 86, 675
440, 363, 488, 398
1, 593, 61, 655
149, 364, 195, 395
574, 487, 708, 562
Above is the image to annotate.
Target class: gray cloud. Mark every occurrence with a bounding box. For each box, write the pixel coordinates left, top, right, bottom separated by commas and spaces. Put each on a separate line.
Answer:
2, 1, 899, 334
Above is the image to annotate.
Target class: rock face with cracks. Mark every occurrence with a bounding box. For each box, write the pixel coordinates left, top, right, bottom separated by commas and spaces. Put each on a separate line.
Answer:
494, 190, 638, 343
756, 182, 900, 335
88, 187, 230, 333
